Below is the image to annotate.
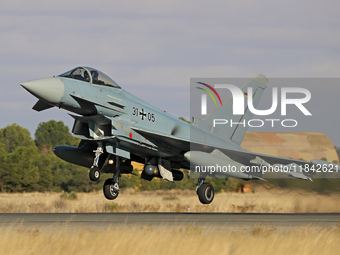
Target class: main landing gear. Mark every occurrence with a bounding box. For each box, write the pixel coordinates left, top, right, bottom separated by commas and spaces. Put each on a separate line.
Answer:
196, 178, 214, 204
103, 178, 119, 200
103, 155, 121, 200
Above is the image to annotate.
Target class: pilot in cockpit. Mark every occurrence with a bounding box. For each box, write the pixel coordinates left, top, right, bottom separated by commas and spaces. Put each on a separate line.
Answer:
91, 70, 99, 84
84, 71, 90, 82
91, 70, 99, 81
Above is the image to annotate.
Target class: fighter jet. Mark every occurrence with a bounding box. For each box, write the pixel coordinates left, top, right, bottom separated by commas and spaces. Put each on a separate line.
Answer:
20, 67, 335, 204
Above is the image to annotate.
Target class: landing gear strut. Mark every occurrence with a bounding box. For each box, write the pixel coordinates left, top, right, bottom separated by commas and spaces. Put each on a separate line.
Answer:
103, 155, 120, 200
89, 142, 103, 181
196, 178, 214, 204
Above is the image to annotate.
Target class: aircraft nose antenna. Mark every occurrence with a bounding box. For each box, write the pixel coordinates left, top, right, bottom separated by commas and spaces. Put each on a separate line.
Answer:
20, 77, 65, 104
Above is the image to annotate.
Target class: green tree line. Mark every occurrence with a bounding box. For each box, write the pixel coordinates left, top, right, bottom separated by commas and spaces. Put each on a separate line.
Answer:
0, 121, 101, 192
0, 120, 339, 194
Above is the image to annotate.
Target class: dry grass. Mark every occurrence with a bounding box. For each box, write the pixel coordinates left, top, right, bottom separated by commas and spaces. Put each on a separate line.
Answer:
2, 189, 340, 254
1, 188, 340, 213
0, 224, 340, 255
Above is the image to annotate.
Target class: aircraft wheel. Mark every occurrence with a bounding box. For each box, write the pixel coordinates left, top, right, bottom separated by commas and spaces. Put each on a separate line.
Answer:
198, 183, 214, 204
103, 178, 119, 200
89, 167, 100, 181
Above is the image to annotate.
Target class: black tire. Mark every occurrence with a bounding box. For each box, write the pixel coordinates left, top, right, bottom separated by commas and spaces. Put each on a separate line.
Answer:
103, 178, 119, 200
198, 183, 214, 204
89, 167, 100, 181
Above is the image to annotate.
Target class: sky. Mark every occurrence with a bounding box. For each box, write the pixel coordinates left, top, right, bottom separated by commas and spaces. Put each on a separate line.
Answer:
1, 0, 340, 144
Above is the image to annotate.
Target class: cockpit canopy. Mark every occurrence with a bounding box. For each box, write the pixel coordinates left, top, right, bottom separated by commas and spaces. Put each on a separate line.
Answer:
58, 67, 121, 89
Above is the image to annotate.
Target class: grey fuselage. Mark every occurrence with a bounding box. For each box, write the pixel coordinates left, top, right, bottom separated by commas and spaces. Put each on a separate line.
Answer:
58, 76, 241, 159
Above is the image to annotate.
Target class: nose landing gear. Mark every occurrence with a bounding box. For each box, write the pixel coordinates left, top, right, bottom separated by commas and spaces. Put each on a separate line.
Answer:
89, 142, 104, 182
89, 167, 101, 181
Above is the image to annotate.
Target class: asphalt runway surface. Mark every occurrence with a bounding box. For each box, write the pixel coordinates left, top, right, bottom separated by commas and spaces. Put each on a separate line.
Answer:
1, 213, 339, 231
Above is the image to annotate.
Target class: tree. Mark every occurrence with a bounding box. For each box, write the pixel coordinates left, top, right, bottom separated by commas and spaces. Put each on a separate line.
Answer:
0, 124, 40, 192
32, 154, 54, 191
0, 146, 40, 192
0, 124, 36, 153
0, 143, 6, 192
35, 120, 79, 153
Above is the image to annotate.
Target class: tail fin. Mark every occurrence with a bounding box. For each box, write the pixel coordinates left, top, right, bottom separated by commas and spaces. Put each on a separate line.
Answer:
202, 74, 268, 145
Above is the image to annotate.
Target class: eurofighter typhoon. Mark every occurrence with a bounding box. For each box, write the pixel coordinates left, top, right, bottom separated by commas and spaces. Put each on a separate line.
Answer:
21, 67, 336, 204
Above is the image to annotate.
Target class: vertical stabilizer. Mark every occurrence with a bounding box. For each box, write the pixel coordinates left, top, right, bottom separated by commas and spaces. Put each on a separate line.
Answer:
203, 74, 268, 145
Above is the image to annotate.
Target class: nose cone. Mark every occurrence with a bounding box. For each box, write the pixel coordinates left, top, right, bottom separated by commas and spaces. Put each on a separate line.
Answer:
20, 77, 64, 104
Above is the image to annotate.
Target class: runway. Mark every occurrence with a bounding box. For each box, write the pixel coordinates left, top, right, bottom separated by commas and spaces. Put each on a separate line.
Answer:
1, 213, 339, 231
